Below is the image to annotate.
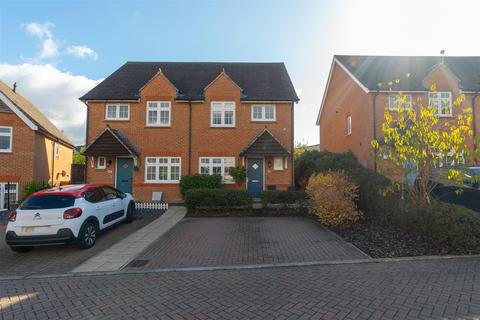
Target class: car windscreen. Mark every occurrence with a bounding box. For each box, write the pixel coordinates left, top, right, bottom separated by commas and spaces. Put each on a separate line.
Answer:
19, 195, 76, 210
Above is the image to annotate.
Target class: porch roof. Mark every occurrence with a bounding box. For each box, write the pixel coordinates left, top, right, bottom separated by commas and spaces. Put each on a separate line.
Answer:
83, 127, 140, 157
240, 129, 290, 157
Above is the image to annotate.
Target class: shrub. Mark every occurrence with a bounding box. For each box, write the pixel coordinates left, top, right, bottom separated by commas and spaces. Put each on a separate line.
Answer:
179, 174, 223, 197
261, 190, 306, 205
230, 166, 246, 183
22, 181, 53, 200
184, 188, 252, 210
306, 170, 363, 228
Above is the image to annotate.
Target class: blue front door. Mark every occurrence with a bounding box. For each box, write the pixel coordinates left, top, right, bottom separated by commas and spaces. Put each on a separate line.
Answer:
116, 158, 133, 194
247, 158, 264, 198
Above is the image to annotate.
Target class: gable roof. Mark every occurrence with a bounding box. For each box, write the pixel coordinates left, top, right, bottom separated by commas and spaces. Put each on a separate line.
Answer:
80, 62, 299, 102
240, 129, 290, 156
335, 55, 480, 92
317, 55, 480, 125
83, 127, 140, 157
0, 80, 74, 147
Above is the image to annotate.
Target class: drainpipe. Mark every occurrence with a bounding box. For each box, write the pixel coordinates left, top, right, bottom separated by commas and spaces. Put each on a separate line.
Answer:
188, 100, 193, 175
82, 100, 89, 183
372, 91, 380, 173
51, 140, 56, 185
472, 92, 479, 156
291, 101, 295, 188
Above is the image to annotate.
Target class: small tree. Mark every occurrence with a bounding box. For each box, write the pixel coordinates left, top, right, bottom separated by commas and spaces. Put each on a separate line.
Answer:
372, 85, 475, 206
73, 147, 86, 165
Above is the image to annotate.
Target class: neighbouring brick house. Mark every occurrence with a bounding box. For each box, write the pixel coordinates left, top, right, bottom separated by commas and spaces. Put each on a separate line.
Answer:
0, 80, 74, 209
81, 62, 299, 202
317, 55, 480, 172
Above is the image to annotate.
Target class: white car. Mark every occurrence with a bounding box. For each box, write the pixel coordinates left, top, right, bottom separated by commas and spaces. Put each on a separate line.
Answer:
5, 184, 136, 252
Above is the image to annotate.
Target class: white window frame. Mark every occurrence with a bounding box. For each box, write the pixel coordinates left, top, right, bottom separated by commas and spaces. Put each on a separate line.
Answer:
144, 157, 181, 184
428, 92, 452, 117
0, 182, 18, 209
199, 157, 236, 184
251, 104, 276, 122
97, 156, 106, 169
54, 143, 60, 157
146, 101, 171, 127
0, 126, 13, 153
273, 157, 283, 171
105, 104, 130, 120
211, 101, 235, 127
388, 94, 413, 110
346, 115, 352, 135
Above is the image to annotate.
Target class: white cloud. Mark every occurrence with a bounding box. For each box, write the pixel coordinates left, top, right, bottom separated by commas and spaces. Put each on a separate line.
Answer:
0, 63, 102, 145
66, 45, 98, 60
21, 22, 60, 60
21, 21, 98, 62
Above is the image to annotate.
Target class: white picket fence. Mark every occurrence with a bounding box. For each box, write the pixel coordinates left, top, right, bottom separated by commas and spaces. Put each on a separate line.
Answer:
135, 202, 169, 210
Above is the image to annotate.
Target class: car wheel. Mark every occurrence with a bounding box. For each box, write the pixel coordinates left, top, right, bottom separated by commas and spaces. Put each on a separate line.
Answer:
10, 246, 33, 253
125, 202, 136, 223
78, 220, 98, 249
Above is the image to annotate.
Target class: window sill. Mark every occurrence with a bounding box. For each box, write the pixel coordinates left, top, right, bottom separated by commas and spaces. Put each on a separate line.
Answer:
210, 126, 236, 129
437, 115, 453, 118
251, 120, 277, 123
144, 181, 180, 184
104, 119, 130, 122
0, 151, 13, 154
145, 125, 171, 128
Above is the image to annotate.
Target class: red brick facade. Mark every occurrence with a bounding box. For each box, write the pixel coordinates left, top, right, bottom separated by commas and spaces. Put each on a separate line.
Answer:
85, 71, 294, 202
318, 59, 480, 172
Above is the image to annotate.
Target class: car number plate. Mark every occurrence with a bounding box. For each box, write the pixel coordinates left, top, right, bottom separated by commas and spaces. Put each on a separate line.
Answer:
22, 227, 36, 233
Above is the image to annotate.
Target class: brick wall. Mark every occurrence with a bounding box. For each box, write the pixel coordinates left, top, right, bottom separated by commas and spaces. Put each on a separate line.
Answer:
86, 72, 294, 202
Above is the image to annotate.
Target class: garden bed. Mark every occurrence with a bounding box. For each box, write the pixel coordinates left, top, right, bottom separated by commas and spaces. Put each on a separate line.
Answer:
331, 217, 459, 258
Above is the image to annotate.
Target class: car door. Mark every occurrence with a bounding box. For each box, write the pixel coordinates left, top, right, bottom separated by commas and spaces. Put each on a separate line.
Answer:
84, 187, 110, 230
101, 186, 126, 226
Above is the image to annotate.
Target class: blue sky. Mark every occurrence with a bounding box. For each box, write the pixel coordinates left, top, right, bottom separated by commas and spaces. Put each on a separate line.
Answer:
1, 0, 479, 145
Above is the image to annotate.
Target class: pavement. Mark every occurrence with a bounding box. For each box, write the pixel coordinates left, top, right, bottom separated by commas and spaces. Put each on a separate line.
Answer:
72, 206, 186, 273
1, 257, 479, 319
127, 216, 369, 270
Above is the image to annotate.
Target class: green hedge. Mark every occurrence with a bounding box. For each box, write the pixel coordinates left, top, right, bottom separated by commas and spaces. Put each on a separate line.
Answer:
261, 190, 306, 205
295, 150, 480, 253
22, 181, 53, 200
184, 189, 252, 210
179, 174, 223, 197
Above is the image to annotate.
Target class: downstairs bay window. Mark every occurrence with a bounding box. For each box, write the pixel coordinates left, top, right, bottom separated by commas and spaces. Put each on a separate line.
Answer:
199, 157, 235, 183
145, 157, 181, 183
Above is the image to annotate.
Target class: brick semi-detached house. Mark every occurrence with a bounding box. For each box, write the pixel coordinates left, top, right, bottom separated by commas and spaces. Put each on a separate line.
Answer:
0, 80, 74, 209
81, 62, 299, 202
318, 55, 480, 171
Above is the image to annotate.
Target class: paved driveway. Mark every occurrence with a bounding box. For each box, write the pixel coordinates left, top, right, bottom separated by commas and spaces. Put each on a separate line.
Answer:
0, 212, 163, 277
1, 257, 479, 319
127, 216, 369, 270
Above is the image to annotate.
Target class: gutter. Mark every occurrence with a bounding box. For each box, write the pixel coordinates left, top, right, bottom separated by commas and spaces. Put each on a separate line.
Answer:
372, 91, 380, 173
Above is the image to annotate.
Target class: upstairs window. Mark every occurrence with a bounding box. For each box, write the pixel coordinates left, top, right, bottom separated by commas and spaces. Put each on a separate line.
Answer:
105, 104, 130, 120
0, 126, 12, 152
388, 95, 412, 110
252, 105, 276, 121
429, 92, 452, 117
146, 101, 171, 127
211, 102, 235, 127
55, 143, 60, 157
346, 115, 352, 135
145, 157, 181, 183
199, 157, 235, 183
